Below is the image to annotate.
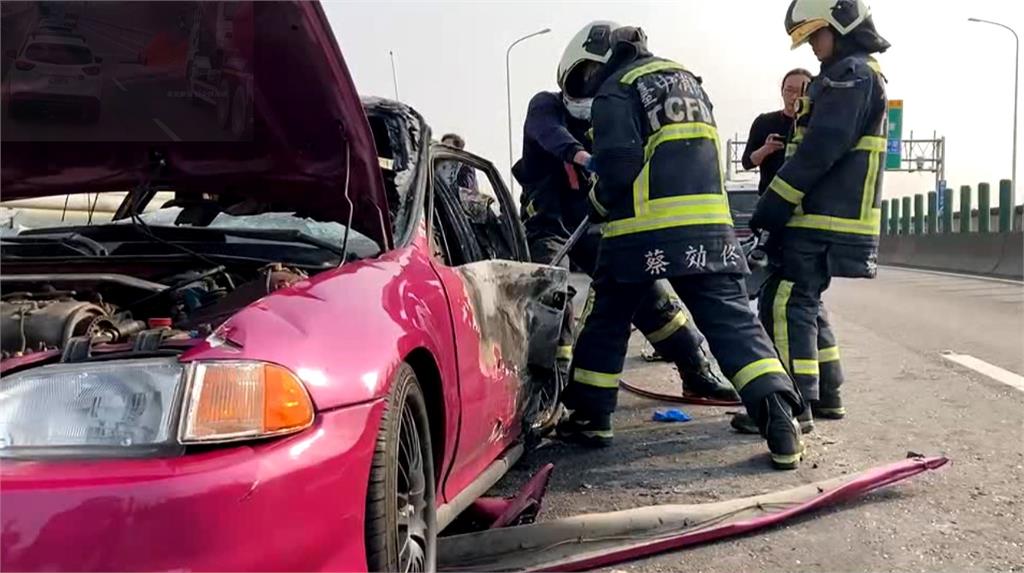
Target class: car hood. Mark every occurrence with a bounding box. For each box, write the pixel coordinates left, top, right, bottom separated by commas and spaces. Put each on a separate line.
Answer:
0, 1, 392, 250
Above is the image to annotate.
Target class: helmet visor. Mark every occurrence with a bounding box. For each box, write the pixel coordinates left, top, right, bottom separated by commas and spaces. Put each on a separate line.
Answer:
789, 18, 829, 49
563, 60, 604, 99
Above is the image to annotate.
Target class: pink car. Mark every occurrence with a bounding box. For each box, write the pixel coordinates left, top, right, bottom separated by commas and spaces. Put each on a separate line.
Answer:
0, 2, 568, 571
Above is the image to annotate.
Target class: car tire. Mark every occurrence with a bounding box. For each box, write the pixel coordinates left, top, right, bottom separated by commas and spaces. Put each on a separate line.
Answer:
365, 363, 437, 573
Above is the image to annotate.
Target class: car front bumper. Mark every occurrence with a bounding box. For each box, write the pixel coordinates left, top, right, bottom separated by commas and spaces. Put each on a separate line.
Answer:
0, 399, 384, 572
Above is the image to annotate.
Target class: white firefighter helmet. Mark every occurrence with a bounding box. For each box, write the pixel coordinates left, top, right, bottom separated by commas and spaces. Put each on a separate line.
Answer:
556, 21, 620, 98
784, 0, 872, 49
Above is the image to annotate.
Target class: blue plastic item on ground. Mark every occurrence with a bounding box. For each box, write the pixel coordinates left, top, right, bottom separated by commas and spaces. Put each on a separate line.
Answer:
652, 409, 692, 423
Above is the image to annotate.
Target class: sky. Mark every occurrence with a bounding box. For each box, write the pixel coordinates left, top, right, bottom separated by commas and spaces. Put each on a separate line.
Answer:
325, 0, 1024, 208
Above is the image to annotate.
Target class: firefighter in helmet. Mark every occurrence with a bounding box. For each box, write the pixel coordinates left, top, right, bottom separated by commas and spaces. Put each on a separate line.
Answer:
554, 22, 806, 470
514, 21, 738, 404
732, 0, 890, 435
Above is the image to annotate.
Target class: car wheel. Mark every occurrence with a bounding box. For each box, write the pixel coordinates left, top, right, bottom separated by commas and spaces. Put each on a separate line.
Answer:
216, 78, 232, 130
365, 363, 437, 573
525, 365, 565, 448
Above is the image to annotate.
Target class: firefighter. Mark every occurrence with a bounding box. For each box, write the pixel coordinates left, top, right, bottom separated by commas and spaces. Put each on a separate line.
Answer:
554, 22, 805, 469
513, 23, 737, 403
734, 0, 890, 435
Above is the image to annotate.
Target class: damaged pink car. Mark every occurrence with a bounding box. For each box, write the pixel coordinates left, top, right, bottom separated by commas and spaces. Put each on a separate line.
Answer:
0, 1, 568, 571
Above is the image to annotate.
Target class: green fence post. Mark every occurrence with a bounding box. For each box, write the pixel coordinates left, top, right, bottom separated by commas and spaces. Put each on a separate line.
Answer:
960, 185, 972, 233
914, 194, 925, 235
881, 200, 890, 235
942, 187, 954, 233
999, 179, 1013, 232
890, 198, 900, 235
901, 196, 912, 235
978, 182, 991, 233
927, 192, 938, 234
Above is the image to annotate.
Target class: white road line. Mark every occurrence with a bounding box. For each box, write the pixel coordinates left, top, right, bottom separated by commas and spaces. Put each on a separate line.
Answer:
112, 77, 127, 92
152, 118, 181, 142
882, 265, 1024, 286
941, 352, 1024, 393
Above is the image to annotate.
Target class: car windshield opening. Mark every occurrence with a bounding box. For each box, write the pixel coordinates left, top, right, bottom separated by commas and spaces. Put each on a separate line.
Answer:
24, 43, 92, 65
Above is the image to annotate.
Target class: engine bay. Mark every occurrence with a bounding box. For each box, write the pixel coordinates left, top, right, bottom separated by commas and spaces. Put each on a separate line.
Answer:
1, 263, 307, 366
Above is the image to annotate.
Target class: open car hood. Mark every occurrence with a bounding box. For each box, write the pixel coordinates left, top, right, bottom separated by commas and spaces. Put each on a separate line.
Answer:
0, 1, 392, 250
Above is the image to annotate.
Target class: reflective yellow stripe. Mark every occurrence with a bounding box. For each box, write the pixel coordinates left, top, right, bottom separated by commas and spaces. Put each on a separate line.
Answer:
577, 288, 596, 333
732, 358, 787, 392
556, 346, 573, 360
785, 143, 798, 158
769, 176, 805, 205
860, 145, 880, 220
603, 206, 733, 238
854, 136, 887, 152
574, 368, 620, 389
819, 346, 840, 363
771, 447, 805, 465
645, 311, 688, 344
588, 189, 608, 217
582, 429, 614, 438
787, 209, 881, 235
526, 201, 537, 218
773, 280, 794, 375
793, 358, 820, 377
866, 58, 882, 74
620, 60, 687, 85
643, 123, 719, 161
634, 123, 720, 218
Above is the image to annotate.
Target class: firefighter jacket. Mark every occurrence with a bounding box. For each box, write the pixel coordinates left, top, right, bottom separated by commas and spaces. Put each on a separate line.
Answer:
751, 52, 888, 278
513, 92, 593, 239
590, 56, 747, 282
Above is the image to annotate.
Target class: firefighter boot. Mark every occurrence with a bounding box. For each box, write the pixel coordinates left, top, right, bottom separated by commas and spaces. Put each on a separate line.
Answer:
555, 410, 613, 448
731, 407, 814, 435
812, 386, 846, 419
679, 349, 740, 402
758, 393, 805, 470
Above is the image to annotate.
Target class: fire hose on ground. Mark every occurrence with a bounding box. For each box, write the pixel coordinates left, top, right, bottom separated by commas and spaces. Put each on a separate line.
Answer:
439, 455, 949, 572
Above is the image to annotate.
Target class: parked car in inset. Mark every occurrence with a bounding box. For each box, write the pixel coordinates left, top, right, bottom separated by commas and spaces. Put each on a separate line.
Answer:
5, 33, 102, 122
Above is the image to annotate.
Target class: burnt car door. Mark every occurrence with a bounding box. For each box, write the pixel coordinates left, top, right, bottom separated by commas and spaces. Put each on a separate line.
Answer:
427, 146, 568, 498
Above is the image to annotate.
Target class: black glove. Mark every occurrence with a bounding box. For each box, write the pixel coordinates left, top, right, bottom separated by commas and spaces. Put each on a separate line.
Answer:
749, 189, 796, 234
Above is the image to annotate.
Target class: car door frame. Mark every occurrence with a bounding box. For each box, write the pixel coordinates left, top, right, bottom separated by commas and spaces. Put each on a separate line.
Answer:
425, 145, 567, 501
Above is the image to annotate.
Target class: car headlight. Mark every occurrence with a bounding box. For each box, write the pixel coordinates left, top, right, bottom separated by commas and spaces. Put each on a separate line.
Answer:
0, 359, 314, 459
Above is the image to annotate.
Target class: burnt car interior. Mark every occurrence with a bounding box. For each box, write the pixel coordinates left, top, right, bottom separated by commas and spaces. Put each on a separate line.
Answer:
430, 153, 524, 266
362, 97, 426, 247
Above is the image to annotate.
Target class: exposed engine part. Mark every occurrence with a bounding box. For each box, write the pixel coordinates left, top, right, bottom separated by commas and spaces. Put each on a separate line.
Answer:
1, 298, 110, 356
179, 263, 306, 329
1, 273, 167, 293
0, 263, 306, 361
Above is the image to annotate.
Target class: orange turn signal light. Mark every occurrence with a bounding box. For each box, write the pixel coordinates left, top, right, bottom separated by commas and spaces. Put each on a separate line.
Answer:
181, 361, 314, 443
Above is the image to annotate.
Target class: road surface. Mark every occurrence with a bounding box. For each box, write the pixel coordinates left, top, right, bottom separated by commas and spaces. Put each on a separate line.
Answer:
490, 266, 1024, 572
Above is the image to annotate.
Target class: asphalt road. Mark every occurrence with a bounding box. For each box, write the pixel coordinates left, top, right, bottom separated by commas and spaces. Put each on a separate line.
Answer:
488, 266, 1024, 572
